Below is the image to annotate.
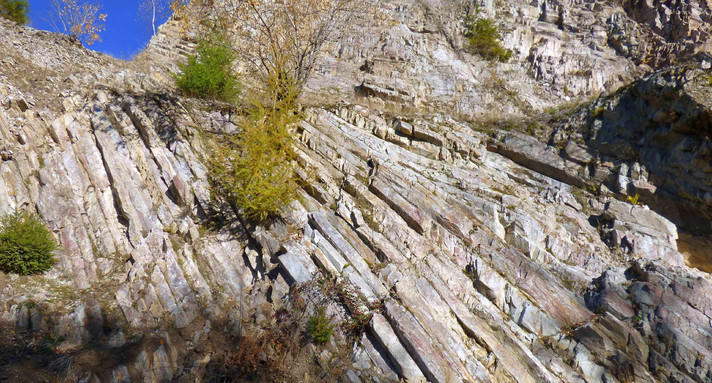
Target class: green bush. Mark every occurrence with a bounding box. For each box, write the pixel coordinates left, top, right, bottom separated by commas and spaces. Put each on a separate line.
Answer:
174, 33, 240, 102
464, 14, 512, 63
0, 0, 28, 25
207, 37, 303, 221
306, 307, 334, 345
0, 211, 57, 275
209, 101, 299, 221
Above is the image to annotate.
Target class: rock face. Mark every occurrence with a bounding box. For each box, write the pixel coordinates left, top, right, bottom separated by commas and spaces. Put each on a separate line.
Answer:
552, 66, 712, 235
307, 0, 711, 117
307, 0, 638, 116
0, 0, 711, 381
620, 0, 712, 65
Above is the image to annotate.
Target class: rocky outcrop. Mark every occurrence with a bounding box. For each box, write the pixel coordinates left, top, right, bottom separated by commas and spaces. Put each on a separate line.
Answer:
308, 0, 712, 118
551, 66, 712, 235
585, 260, 712, 382
308, 0, 638, 116
620, 0, 712, 65
1, 0, 712, 382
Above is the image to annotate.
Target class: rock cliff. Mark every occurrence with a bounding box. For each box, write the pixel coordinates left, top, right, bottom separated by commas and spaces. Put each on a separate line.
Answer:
0, 0, 711, 382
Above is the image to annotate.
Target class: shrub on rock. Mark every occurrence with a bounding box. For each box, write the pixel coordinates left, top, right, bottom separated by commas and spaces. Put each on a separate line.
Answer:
0, 211, 57, 275
209, 101, 299, 221
0, 0, 28, 25
464, 12, 512, 63
174, 33, 240, 103
307, 307, 334, 344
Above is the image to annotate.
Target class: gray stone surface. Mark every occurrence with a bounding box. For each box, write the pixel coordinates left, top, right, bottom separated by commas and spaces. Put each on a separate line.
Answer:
370, 313, 426, 382
278, 248, 317, 284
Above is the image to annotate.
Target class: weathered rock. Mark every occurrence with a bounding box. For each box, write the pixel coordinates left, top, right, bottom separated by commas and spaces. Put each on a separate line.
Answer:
278, 248, 317, 284
1, 2, 711, 382
554, 66, 712, 235
370, 313, 426, 382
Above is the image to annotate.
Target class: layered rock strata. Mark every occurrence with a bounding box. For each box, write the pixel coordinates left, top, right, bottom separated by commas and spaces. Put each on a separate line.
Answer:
0, 0, 711, 381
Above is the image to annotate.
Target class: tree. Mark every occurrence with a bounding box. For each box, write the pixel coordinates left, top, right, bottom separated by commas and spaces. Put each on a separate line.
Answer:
0, 0, 28, 25
174, 32, 241, 102
49, 0, 107, 45
0, 211, 57, 275
174, 0, 362, 220
178, 0, 361, 100
138, 0, 172, 36
462, 3, 512, 62
464, 15, 512, 62
208, 101, 300, 220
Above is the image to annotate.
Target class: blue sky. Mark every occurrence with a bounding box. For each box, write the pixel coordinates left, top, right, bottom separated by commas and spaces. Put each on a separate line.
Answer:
28, 0, 172, 60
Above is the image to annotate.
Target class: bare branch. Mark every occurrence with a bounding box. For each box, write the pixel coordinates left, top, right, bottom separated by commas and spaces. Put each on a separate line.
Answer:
48, 0, 106, 45
181, 0, 365, 99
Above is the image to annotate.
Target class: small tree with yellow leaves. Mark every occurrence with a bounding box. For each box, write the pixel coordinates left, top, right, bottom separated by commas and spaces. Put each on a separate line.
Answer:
49, 0, 107, 45
180, 0, 361, 220
209, 96, 300, 221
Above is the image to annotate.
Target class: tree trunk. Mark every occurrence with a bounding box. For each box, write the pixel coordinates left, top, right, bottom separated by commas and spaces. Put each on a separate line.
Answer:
151, 0, 156, 36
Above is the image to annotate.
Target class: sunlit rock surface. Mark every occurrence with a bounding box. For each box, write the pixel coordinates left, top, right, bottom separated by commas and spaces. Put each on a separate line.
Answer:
0, 0, 711, 380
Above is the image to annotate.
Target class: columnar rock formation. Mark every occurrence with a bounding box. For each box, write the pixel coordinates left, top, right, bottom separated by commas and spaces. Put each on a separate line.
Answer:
0, 0, 711, 381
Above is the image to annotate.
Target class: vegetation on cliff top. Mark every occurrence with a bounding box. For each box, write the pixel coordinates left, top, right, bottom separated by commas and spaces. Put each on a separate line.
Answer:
48, 0, 107, 45
0, 0, 28, 25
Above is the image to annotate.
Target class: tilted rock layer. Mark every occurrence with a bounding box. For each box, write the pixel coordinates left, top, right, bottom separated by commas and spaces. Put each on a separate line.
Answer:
0, 0, 711, 381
